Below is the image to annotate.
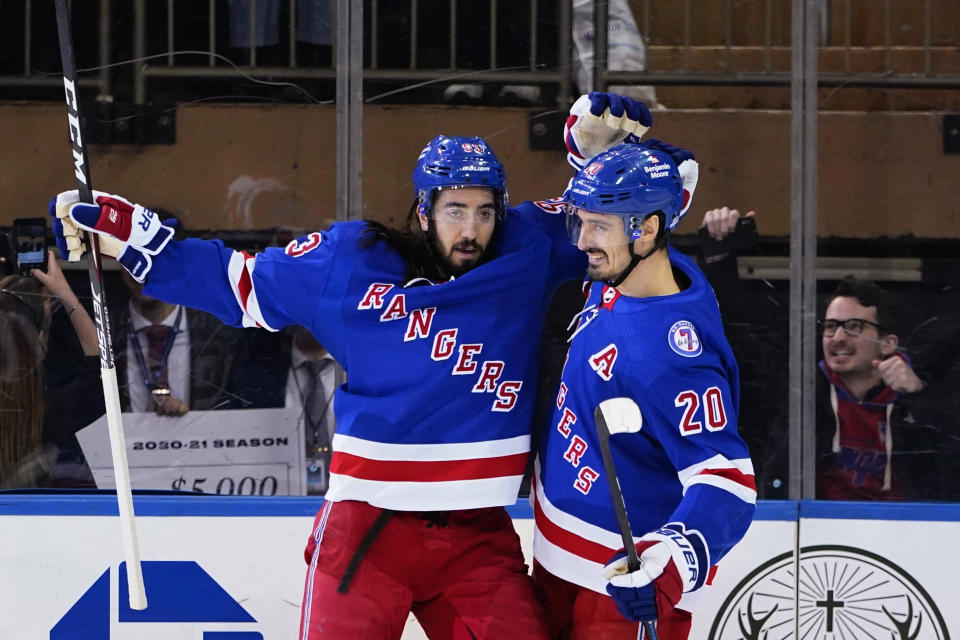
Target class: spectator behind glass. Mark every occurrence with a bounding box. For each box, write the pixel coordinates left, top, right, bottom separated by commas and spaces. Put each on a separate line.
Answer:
694, 210, 957, 501
0, 260, 105, 488
114, 266, 245, 417
107, 211, 246, 417
0, 310, 48, 488
816, 276, 948, 501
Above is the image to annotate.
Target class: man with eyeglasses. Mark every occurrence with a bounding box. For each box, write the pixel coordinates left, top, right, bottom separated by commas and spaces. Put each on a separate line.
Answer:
817, 276, 935, 501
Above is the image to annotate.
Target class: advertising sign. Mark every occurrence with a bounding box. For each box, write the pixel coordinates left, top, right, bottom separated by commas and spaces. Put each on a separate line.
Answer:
76, 408, 305, 495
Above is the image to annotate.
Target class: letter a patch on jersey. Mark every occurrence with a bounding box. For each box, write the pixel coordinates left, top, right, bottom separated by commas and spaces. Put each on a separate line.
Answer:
589, 343, 618, 381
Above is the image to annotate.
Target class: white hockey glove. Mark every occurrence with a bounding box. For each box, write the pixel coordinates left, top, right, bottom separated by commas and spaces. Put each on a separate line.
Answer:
51, 190, 175, 282
564, 92, 653, 170
601, 523, 708, 623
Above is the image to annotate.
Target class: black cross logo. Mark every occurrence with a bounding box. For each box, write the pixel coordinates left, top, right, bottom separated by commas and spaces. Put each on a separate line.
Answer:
815, 589, 845, 632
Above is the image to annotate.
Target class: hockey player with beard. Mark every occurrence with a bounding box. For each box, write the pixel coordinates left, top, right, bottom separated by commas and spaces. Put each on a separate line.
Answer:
49, 93, 680, 640
532, 143, 757, 639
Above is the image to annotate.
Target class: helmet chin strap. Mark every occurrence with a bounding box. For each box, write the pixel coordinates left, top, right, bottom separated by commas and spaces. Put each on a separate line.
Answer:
605, 214, 669, 288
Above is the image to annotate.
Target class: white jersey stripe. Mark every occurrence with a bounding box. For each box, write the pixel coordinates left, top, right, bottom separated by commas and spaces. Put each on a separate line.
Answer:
242, 255, 276, 331
226, 251, 277, 331
324, 473, 523, 511
686, 474, 758, 504
333, 432, 530, 462
533, 527, 609, 594
677, 454, 753, 486
676, 454, 754, 485
533, 465, 625, 549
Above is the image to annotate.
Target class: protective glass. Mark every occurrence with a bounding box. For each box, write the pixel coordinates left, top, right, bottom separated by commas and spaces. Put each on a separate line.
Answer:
430, 207, 497, 227
425, 187, 499, 227
820, 318, 884, 337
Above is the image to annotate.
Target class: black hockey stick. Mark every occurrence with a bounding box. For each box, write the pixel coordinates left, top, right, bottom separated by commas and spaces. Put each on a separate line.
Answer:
595, 398, 658, 640
54, 0, 147, 610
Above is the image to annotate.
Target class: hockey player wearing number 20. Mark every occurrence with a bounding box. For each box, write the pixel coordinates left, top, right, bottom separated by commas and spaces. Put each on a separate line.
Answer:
532, 143, 757, 640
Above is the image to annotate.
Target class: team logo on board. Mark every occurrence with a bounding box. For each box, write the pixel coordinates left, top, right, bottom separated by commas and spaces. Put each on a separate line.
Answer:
52, 561, 261, 639
709, 545, 947, 640
668, 320, 702, 357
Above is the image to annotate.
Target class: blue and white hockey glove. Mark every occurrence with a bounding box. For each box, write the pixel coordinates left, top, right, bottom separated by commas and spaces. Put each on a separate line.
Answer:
565, 92, 653, 170
51, 190, 174, 282
601, 523, 708, 623
641, 138, 699, 217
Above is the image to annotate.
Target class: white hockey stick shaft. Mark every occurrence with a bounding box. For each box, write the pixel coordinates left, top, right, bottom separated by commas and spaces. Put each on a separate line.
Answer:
55, 0, 147, 610
103, 368, 147, 608
595, 398, 658, 640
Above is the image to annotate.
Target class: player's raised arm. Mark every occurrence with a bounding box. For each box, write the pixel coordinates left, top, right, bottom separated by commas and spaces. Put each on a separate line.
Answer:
51, 189, 331, 333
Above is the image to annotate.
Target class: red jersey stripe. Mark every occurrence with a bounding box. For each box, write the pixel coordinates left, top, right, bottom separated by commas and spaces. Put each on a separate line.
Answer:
534, 497, 614, 565
235, 251, 254, 311
330, 450, 528, 482
699, 467, 757, 491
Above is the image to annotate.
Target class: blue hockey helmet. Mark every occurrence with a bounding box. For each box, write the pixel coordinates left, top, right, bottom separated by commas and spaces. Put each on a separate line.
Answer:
564, 143, 684, 246
412, 135, 507, 218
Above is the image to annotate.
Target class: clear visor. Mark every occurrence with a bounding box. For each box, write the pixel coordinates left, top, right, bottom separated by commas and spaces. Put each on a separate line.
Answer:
565, 205, 634, 249
423, 186, 499, 226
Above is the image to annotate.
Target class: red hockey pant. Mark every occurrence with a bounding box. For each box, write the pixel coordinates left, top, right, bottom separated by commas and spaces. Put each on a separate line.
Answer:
299, 500, 551, 640
533, 562, 693, 640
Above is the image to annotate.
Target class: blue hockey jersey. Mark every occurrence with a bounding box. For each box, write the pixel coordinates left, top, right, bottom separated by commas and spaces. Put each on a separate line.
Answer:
144, 199, 584, 510
533, 247, 756, 594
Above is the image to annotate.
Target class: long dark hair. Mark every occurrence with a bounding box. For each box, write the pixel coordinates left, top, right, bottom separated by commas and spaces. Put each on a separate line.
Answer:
0, 310, 47, 488
0, 275, 45, 332
358, 200, 450, 283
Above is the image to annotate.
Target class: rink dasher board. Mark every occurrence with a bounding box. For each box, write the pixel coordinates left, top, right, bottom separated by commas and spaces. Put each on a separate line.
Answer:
0, 497, 956, 639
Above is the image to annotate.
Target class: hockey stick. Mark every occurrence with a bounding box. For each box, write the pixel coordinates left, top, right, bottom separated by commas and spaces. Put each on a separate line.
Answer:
594, 398, 658, 640
54, 0, 147, 611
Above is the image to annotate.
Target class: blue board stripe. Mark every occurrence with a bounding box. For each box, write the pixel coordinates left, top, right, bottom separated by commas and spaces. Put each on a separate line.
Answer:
799, 500, 960, 521
1, 493, 958, 521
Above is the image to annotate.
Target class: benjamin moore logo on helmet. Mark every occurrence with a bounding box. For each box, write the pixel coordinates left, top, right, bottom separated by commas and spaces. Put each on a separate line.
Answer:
709, 545, 948, 640
642, 153, 670, 179
583, 162, 603, 177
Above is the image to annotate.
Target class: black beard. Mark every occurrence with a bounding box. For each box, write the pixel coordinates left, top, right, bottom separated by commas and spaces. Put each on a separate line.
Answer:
438, 240, 485, 277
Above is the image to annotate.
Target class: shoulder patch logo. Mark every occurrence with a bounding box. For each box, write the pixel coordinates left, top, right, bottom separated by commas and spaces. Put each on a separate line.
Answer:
668, 320, 702, 358
285, 232, 322, 257
533, 198, 565, 215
